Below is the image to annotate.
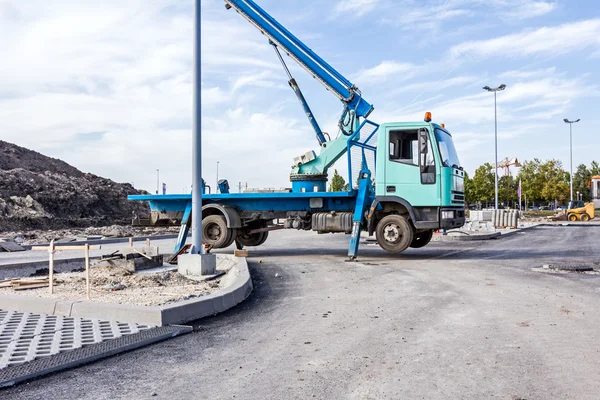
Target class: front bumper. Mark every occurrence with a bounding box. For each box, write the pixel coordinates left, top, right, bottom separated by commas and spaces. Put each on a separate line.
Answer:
440, 207, 465, 229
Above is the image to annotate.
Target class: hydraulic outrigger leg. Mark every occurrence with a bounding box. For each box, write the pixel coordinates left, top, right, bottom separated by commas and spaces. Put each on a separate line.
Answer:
347, 164, 373, 259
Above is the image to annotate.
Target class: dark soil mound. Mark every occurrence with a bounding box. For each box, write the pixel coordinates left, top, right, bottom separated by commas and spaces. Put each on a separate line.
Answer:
0, 140, 148, 231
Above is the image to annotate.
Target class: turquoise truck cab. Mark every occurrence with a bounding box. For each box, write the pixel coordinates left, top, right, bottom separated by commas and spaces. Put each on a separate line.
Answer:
367, 116, 465, 251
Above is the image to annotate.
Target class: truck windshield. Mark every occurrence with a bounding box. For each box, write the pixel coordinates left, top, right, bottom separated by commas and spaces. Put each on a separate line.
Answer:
435, 129, 461, 169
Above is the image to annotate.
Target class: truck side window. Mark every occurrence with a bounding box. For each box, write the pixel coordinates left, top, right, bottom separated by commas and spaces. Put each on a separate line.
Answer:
389, 130, 418, 166
421, 135, 436, 184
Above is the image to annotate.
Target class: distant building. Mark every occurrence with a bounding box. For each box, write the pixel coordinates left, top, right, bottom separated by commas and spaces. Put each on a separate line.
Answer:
592, 176, 600, 208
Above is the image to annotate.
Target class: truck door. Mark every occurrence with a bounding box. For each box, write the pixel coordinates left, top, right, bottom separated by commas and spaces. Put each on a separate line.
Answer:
384, 128, 440, 207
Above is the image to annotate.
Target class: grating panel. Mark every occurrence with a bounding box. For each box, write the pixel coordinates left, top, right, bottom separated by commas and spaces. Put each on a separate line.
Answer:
0, 310, 152, 369
0, 325, 191, 388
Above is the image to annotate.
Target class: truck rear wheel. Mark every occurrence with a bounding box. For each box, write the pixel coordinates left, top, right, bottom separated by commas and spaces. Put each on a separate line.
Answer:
236, 230, 268, 247
202, 215, 230, 248
410, 230, 433, 248
223, 228, 237, 248
376, 215, 414, 253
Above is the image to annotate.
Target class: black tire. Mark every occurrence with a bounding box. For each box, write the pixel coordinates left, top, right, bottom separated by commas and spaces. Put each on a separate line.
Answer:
237, 230, 268, 247
410, 230, 433, 248
223, 228, 237, 248
202, 215, 229, 248
581, 213, 590, 222
567, 213, 578, 222
376, 215, 414, 253
256, 231, 269, 246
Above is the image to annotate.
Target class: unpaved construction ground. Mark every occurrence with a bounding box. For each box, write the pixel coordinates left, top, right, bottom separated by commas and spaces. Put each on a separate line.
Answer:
4, 225, 600, 399
0, 265, 222, 306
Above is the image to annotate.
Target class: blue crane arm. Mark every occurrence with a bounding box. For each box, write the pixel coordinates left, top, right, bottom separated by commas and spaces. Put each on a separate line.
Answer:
224, 0, 374, 119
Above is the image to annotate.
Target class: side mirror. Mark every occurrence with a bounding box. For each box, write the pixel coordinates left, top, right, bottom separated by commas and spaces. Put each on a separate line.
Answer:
418, 129, 428, 154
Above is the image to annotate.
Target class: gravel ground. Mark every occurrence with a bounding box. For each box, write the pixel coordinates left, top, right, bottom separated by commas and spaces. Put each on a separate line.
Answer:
5, 226, 600, 400
0, 265, 222, 306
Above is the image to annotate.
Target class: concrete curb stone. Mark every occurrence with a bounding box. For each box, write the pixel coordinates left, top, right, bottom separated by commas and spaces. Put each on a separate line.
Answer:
0, 254, 252, 326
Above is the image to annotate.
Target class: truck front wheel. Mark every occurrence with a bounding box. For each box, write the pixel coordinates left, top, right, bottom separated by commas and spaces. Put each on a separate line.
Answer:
410, 230, 433, 248
376, 215, 414, 253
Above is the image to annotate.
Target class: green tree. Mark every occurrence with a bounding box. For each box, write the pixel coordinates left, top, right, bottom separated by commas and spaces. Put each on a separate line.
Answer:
573, 163, 592, 201
329, 169, 346, 192
498, 175, 517, 205
539, 159, 570, 203
517, 159, 544, 204
470, 163, 495, 204
590, 160, 600, 176
463, 171, 473, 204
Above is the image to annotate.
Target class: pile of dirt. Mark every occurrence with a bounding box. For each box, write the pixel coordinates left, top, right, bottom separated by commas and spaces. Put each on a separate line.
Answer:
0, 140, 149, 232
0, 225, 180, 245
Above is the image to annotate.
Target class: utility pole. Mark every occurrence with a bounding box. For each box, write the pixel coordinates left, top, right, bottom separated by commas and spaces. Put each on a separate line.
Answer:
190, 0, 204, 256
156, 169, 159, 194
483, 84, 507, 210
563, 118, 580, 202
216, 161, 220, 193
177, 0, 216, 274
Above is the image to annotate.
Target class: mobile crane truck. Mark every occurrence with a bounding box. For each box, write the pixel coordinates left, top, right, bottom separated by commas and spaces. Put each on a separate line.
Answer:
128, 0, 466, 259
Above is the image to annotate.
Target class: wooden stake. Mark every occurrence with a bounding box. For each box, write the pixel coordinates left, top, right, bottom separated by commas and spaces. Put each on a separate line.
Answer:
49, 239, 55, 295
129, 237, 133, 247
85, 243, 91, 300
146, 238, 150, 247
133, 248, 152, 260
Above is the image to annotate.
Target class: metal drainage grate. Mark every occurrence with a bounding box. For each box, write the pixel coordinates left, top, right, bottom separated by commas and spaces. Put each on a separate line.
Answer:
0, 325, 191, 388
0, 310, 151, 369
548, 264, 594, 272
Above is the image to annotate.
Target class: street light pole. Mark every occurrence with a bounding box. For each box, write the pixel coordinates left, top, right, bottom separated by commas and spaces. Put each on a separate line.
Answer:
216, 161, 219, 192
190, 0, 203, 255
563, 118, 580, 202
483, 84, 507, 210
156, 169, 159, 194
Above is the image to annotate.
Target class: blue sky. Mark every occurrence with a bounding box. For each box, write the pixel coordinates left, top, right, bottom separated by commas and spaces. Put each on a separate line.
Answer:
1, 0, 599, 193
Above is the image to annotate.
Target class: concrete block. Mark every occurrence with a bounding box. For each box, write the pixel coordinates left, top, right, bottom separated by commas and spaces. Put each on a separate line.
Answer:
0, 294, 57, 315
160, 297, 216, 325
70, 301, 162, 326
54, 300, 78, 316
178, 253, 217, 276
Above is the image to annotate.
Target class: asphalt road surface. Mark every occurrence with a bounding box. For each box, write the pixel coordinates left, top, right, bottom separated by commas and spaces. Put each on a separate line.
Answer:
4, 225, 600, 400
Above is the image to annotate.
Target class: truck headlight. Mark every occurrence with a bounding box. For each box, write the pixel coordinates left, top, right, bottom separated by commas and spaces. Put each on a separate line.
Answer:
441, 210, 455, 220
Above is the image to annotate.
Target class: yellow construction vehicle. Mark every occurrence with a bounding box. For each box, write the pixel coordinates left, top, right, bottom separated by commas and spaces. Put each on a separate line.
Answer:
566, 200, 595, 222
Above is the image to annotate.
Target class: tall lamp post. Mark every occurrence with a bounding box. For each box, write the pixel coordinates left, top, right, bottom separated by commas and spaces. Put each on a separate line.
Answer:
483, 84, 506, 209
216, 161, 220, 192
563, 118, 580, 202
156, 169, 159, 194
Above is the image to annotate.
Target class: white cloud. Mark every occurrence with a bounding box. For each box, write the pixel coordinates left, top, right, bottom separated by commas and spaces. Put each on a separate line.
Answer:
332, 0, 382, 17
450, 19, 600, 60
340, 0, 555, 28
504, 1, 557, 19
352, 61, 416, 84
0, 0, 291, 192
499, 67, 559, 79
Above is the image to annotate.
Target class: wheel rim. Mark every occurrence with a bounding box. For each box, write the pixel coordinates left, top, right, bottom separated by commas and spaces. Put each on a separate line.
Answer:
383, 223, 402, 244
569, 215, 577, 221
206, 223, 223, 241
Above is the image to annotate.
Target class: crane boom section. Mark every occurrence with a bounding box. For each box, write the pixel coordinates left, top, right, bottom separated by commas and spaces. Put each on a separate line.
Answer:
224, 0, 374, 118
